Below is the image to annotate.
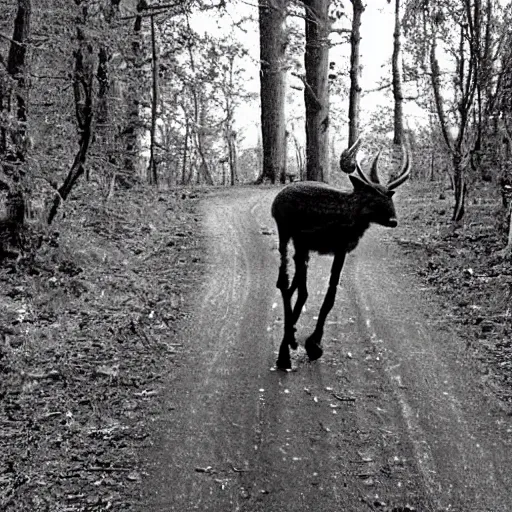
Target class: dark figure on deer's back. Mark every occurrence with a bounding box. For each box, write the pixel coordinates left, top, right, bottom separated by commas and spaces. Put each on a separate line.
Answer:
271, 139, 411, 370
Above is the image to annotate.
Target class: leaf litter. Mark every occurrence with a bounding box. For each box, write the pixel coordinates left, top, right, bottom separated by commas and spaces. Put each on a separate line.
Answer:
0, 182, 208, 511
393, 181, 512, 411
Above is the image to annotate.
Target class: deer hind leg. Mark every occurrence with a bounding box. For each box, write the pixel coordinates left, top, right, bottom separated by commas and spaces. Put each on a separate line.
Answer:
275, 231, 296, 369
305, 251, 346, 362
291, 246, 309, 324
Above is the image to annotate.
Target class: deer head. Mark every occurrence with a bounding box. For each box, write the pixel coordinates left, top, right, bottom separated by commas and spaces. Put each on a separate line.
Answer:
349, 144, 411, 228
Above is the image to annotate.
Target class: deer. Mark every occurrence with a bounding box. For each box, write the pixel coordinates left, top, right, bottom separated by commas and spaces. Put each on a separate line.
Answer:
271, 139, 411, 370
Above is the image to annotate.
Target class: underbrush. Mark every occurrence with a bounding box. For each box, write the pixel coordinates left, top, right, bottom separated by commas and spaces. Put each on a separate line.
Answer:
0, 182, 207, 511
393, 180, 512, 410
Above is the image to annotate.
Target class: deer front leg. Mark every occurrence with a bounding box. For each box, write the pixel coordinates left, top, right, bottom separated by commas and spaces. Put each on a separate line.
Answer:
305, 251, 346, 362
291, 248, 309, 324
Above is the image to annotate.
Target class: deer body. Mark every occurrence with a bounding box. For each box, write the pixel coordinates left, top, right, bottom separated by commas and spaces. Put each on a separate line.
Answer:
272, 181, 392, 255
272, 142, 410, 369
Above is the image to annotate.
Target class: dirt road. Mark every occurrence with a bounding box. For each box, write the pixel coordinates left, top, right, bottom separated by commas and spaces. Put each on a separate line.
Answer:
143, 187, 512, 512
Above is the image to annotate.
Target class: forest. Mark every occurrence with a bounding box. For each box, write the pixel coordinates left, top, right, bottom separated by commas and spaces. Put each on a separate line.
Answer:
1, 0, 512, 510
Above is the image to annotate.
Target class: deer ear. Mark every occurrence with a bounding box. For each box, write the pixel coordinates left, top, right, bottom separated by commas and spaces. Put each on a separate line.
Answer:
349, 174, 372, 190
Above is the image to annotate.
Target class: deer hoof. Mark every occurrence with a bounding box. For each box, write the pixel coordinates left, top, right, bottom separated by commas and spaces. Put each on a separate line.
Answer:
305, 341, 323, 362
276, 358, 292, 370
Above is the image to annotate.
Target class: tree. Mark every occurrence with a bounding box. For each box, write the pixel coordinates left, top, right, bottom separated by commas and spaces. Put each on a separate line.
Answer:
151, 5, 249, 186
48, 4, 97, 224
348, 0, 364, 147
390, 0, 404, 145
221, 51, 240, 186
406, 1, 495, 222
491, 8, 512, 256
303, 0, 330, 182
148, 12, 159, 185
0, 0, 31, 257
257, 0, 288, 184
122, 0, 149, 179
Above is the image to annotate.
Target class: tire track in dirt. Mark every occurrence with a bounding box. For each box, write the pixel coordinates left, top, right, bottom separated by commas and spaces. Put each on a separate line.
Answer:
143, 188, 276, 510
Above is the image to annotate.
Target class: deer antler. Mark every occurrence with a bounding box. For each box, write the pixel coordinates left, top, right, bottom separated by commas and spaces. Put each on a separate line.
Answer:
369, 150, 382, 184
344, 138, 411, 191
387, 145, 411, 190
354, 150, 383, 185
355, 145, 411, 190
354, 154, 373, 185
339, 135, 363, 174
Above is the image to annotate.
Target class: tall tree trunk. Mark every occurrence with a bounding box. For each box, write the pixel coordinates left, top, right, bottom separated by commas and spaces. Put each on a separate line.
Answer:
452, 152, 466, 222
96, 46, 109, 130
224, 55, 238, 186
4, 0, 31, 161
497, 137, 512, 257
429, 25, 472, 223
257, 0, 287, 184
123, 0, 146, 177
0, 0, 31, 258
148, 13, 159, 185
304, 0, 330, 182
195, 95, 214, 185
93, 0, 122, 187
391, 0, 404, 145
95, 46, 111, 184
48, 24, 96, 224
348, 0, 364, 147
181, 115, 189, 185
228, 130, 238, 186
429, 35, 453, 150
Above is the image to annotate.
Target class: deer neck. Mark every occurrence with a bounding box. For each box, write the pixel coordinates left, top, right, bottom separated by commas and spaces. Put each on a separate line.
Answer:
346, 192, 371, 231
